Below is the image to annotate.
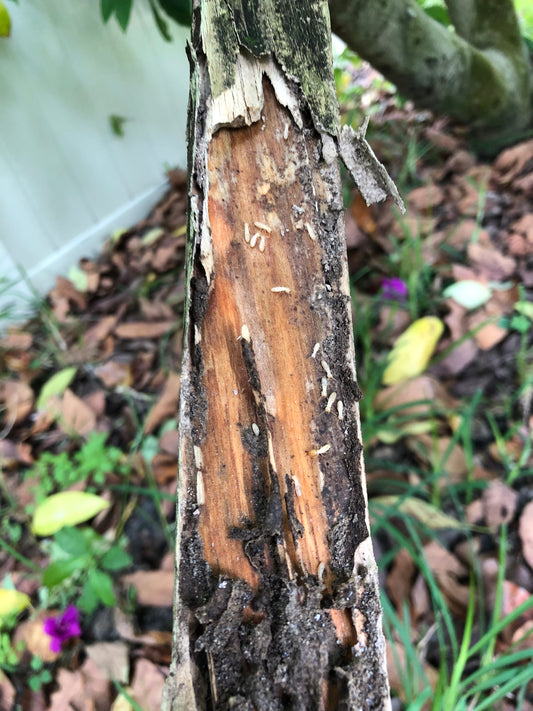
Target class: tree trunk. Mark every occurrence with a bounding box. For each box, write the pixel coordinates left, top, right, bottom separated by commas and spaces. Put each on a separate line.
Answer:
163, 2, 401, 709
328, 0, 532, 151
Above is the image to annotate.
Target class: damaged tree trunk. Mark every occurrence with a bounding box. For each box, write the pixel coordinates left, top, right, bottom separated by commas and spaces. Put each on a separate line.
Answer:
163, 1, 403, 709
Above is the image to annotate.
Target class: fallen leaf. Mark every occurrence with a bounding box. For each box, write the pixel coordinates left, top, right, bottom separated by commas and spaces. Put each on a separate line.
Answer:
49, 657, 112, 711
519, 500, 533, 570
54, 276, 87, 310
143, 373, 181, 434
423, 541, 470, 615
467, 243, 516, 281
443, 280, 491, 310
36, 367, 77, 411
0, 670, 15, 710
12, 611, 59, 662
1, 380, 34, 424
159, 429, 179, 455
115, 321, 175, 339
386, 549, 416, 610
129, 659, 166, 711
467, 310, 508, 350
407, 434, 468, 483
86, 642, 130, 685
375, 375, 457, 417
32, 492, 110, 536
445, 220, 491, 251
95, 360, 132, 389
59, 389, 97, 436
375, 495, 463, 530
0, 589, 31, 619
382, 317, 445, 385
0, 440, 33, 468
493, 139, 533, 184
0, 330, 32, 350
482, 480, 518, 529
139, 298, 175, 321
84, 316, 118, 346
407, 184, 443, 211
350, 191, 376, 234
120, 570, 174, 607
152, 454, 178, 484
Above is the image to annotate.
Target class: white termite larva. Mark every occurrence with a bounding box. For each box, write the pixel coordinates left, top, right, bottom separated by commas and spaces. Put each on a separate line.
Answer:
325, 391, 337, 414
240, 324, 250, 341
254, 221, 272, 233
259, 235, 266, 252
321, 377, 328, 398
293, 475, 302, 497
305, 221, 317, 241
317, 561, 326, 581
337, 400, 344, 420
311, 342, 320, 359
321, 359, 332, 379
244, 222, 250, 243
271, 286, 291, 293
283, 122, 289, 140
250, 232, 260, 248
307, 443, 331, 457
252, 423, 260, 436
196, 472, 205, 506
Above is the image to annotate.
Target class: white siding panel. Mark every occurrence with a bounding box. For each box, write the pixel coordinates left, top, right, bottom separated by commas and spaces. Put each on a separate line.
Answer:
0, 0, 189, 303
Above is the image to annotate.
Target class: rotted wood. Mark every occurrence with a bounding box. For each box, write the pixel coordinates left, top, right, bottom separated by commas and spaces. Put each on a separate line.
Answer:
163, 2, 399, 709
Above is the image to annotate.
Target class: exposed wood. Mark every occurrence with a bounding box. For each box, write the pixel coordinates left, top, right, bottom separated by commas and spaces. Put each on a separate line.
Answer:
163, 2, 400, 709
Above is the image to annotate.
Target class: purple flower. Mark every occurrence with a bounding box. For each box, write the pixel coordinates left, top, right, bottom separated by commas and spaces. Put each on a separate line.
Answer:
381, 277, 408, 302
43, 605, 81, 652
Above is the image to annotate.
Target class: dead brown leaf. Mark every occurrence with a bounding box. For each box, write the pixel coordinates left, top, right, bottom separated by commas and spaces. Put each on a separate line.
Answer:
2, 380, 34, 424
49, 657, 112, 711
445, 220, 491, 251
519, 500, 533, 570
511, 213, 533, 243
423, 541, 470, 615
114, 321, 175, 340
467, 309, 508, 350
482, 480, 518, 529
493, 138, 533, 184
159, 429, 179, 455
60, 389, 97, 437
86, 642, 130, 685
375, 375, 457, 418
152, 453, 178, 484
129, 659, 166, 711
0, 330, 32, 350
12, 611, 59, 663
0, 440, 33, 469
139, 298, 175, 321
0, 670, 15, 710
408, 434, 468, 483
94, 360, 132, 389
121, 570, 174, 607
387, 549, 416, 610
143, 373, 180, 434
467, 243, 516, 280
84, 316, 118, 346
350, 191, 376, 234
407, 184, 443, 211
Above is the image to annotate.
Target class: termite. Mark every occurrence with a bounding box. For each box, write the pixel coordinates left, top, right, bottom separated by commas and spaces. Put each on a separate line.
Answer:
254, 221, 272, 233
321, 359, 332, 379
337, 400, 344, 420
325, 391, 337, 413
271, 286, 291, 293
307, 443, 331, 457
311, 342, 320, 359
244, 222, 250, 243
250, 232, 260, 248
321, 377, 328, 398
305, 221, 317, 241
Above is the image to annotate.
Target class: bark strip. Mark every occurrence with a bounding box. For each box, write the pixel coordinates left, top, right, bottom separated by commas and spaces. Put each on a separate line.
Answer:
163, 2, 396, 709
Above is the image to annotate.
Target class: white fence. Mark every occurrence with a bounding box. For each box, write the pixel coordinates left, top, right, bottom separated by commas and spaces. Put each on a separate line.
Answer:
0, 0, 189, 317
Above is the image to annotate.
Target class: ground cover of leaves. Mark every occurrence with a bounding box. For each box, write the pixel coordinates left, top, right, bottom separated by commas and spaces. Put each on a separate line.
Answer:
0, 99, 532, 708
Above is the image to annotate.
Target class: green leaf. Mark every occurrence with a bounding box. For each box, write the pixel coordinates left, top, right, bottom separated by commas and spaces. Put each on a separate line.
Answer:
78, 581, 99, 614
67, 266, 88, 292
510, 314, 532, 334
54, 526, 90, 558
88, 568, 116, 606
109, 114, 127, 137
514, 301, 533, 320
114, 0, 133, 31
373, 496, 464, 530
31, 492, 110, 536
100, 546, 132, 572
42, 557, 86, 587
0, 1, 11, 37
100, 0, 115, 22
36, 367, 77, 411
148, 0, 172, 41
157, 0, 191, 26
0, 589, 30, 619
443, 280, 491, 310
423, 4, 450, 26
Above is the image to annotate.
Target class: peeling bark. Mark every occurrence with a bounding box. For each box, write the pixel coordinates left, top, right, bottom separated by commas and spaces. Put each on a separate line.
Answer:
163, 2, 400, 709
328, 0, 532, 150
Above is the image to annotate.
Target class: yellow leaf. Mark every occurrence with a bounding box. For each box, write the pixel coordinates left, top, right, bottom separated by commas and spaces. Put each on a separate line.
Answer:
36, 367, 77, 411
0, 589, 31, 619
32, 492, 110, 536
0, 1, 11, 38
373, 496, 464, 530
382, 316, 444, 385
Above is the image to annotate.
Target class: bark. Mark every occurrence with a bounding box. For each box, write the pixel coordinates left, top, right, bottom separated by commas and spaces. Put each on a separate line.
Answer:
328, 0, 532, 149
162, 1, 402, 709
